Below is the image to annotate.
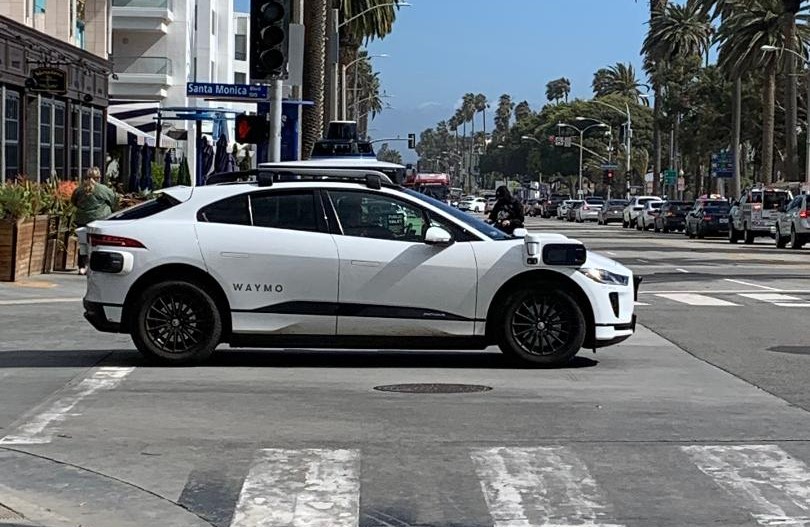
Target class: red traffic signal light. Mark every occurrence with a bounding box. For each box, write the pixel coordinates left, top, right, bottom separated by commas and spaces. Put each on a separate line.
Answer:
235, 114, 268, 144
607, 170, 614, 179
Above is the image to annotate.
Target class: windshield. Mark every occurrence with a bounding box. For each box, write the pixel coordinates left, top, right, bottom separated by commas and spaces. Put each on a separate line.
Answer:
608, 200, 629, 206
404, 188, 509, 240
638, 198, 658, 205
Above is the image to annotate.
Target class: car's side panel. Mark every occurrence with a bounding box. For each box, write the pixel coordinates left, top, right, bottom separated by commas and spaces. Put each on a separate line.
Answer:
195, 223, 340, 335
331, 236, 478, 336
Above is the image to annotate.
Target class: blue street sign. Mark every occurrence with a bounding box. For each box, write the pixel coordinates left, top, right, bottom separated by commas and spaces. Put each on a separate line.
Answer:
711, 151, 734, 178
600, 163, 619, 170
186, 82, 268, 100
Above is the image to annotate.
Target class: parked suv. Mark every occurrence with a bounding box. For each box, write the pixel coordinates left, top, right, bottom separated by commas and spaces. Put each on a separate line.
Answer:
774, 194, 810, 249
598, 199, 629, 225
729, 188, 792, 244
653, 201, 690, 233
542, 194, 569, 218
623, 196, 662, 228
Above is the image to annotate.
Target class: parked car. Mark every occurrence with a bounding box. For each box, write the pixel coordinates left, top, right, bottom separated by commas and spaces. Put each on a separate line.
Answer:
598, 199, 629, 225
575, 197, 605, 222
567, 201, 585, 222
82, 164, 638, 366
637, 201, 663, 230
557, 199, 579, 220
458, 197, 487, 213
653, 201, 690, 233
623, 196, 662, 228
484, 197, 497, 214
541, 194, 570, 218
774, 194, 810, 249
685, 202, 731, 238
729, 188, 792, 244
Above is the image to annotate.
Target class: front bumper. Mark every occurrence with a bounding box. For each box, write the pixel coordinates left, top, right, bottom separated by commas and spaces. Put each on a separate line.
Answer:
83, 299, 123, 333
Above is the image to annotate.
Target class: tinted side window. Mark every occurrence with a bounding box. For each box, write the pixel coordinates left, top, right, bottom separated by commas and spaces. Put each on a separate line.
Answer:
250, 191, 319, 232
197, 195, 250, 225
330, 190, 427, 242
108, 194, 180, 220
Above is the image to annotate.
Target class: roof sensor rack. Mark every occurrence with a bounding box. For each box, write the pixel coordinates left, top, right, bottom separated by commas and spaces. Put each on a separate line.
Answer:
206, 168, 392, 189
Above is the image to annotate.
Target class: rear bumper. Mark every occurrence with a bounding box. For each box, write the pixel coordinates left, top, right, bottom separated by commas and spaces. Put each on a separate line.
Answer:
83, 299, 123, 333
702, 223, 730, 234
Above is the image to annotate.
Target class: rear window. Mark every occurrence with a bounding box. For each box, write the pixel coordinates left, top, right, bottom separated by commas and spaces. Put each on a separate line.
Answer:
106, 193, 180, 220
585, 197, 604, 204
762, 192, 790, 209
704, 205, 730, 214
649, 202, 662, 209
197, 195, 251, 225
638, 198, 657, 205
608, 200, 628, 206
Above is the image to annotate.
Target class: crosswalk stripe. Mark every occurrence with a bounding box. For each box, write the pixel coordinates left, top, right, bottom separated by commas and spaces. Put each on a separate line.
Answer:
0, 366, 134, 445
774, 303, 810, 307
470, 446, 623, 527
229, 448, 360, 527
738, 293, 804, 303
682, 445, 810, 526
654, 293, 740, 306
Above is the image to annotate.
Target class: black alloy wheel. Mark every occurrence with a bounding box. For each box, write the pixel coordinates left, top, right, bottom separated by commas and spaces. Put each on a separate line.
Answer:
498, 287, 586, 367
132, 281, 222, 364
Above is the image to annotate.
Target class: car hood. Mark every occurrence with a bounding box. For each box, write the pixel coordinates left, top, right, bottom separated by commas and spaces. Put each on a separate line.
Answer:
584, 250, 632, 276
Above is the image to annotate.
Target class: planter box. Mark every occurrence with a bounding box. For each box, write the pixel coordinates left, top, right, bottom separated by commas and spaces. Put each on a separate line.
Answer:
54, 234, 79, 271
0, 217, 35, 281
28, 214, 48, 277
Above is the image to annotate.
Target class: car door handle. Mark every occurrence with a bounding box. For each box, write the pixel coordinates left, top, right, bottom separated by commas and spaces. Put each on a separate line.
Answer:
350, 260, 380, 267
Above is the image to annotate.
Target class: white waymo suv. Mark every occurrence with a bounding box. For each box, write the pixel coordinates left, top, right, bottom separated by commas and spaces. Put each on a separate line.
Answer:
83, 164, 638, 367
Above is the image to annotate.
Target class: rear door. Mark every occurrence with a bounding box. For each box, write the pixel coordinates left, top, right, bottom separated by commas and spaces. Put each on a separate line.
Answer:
195, 189, 339, 336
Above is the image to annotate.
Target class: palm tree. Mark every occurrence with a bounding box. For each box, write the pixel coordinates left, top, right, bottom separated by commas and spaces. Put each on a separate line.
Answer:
646, 0, 668, 194
473, 93, 488, 148
781, 0, 805, 180
494, 94, 514, 142
545, 78, 571, 104
514, 101, 532, 122
302, 0, 328, 159
715, 0, 810, 184
592, 63, 649, 103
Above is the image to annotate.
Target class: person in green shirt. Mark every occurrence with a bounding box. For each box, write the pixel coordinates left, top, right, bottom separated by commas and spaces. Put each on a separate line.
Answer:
71, 167, 116, 275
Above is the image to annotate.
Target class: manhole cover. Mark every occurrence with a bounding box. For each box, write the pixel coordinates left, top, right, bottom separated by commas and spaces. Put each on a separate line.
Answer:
767, 346, 810, 356
373, 383, 492, 394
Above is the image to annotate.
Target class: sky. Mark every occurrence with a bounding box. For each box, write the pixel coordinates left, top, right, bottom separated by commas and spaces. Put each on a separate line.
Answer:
232, 0, 654, 162
364, 0, 652, 161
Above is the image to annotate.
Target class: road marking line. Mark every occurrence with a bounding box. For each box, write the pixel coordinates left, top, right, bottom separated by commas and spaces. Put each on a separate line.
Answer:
774, 303, 810, 307
654, 293, 740, 306
636, 258, 649, 263
606, 251, 617, 256
0, 366, 134, 445
0, 297, 82, 306
634, 301, 650, 306
738, 293, 803, 304
470, 446, 623, 527
683, 444, 810, 527
724, 278, 780, 291
230, 448, 360, 527
640, 289, 810, 295
675, 268, 690, 273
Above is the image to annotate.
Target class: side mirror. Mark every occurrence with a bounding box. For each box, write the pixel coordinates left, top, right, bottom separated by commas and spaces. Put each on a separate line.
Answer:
425, 226, 453, 245
512, 228, 528, 238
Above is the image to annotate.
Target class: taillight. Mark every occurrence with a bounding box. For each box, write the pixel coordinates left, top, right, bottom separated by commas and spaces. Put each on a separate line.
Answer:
753, 204, 762, 210
89, 234, 146, 248
801, 210, 808, 219
583, 205, 589, 210
703, 215, 712, 221
666, 212, 674, 217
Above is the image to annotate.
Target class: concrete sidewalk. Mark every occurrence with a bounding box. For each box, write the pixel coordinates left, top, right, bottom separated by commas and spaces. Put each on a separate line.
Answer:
0, 274, 86, 305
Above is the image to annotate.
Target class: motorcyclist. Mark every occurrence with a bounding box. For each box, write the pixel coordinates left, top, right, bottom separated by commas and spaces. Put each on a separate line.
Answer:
487, 185, 524, 234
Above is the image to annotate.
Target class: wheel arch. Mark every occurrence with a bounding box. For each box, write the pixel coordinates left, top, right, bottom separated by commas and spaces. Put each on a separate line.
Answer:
121, 263, 232, 339
485, 269, 596, 347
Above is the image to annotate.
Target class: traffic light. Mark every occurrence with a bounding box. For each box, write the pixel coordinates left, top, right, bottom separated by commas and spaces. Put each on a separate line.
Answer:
235, 114, 268, 144
250, 0, 291, 81
603, 170, 614, 184
607, 169, 614, 181
407, 133, 416, 149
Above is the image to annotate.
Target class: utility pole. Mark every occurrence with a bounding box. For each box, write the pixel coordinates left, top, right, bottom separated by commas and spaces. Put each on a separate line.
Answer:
268, 80, 283, 162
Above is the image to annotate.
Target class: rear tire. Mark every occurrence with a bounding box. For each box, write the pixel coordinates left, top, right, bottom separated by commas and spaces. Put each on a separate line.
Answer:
131, 280, 222, 365
791, 227, 804, 249
496, 285, 586, 367
776, 226, 787, 248
744, 225, 755, 244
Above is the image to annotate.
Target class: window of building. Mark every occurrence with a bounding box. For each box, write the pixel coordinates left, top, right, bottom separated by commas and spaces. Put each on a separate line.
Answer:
235, 34, 247, 61
211, 10, 216, 35
39, 99, 52, 181
3, 91, 20, 181
69, 106, 80, 179
53, 101, 65, 179
33, 0, 46, 13
234, 72, 246, 85
92, 109, 103, 170
81, 108, 91, 172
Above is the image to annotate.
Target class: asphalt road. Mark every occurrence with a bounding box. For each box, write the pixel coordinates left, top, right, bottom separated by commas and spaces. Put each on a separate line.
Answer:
2, 219, 810, 527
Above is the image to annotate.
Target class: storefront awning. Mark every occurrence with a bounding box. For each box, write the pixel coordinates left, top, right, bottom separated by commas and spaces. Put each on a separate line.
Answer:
107, 115, 176, 148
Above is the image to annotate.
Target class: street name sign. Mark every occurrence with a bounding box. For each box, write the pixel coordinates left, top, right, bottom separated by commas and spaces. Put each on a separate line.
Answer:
711, 151, 734, 178
186, 82, 268, 100
600, 163, 619, 170
664, 169, 677, 185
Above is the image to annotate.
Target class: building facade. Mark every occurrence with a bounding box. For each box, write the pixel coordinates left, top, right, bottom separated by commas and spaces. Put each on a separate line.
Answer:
0, 0, 111, 182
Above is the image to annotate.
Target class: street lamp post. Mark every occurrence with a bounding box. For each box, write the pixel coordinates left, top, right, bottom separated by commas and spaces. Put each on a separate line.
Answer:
763, 44, 810, 191
341, 53, 388, 120
521, 135, 544, 187
559, 119, 609, 196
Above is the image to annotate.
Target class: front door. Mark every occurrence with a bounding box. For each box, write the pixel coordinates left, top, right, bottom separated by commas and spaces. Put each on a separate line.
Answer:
326, 189, 478, 337
195, 189, 339, 335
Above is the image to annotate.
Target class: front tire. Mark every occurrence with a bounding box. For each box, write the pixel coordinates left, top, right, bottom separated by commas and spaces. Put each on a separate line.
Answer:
729, 224, 739, 244
497, 286, 586, 367
776, 226, 787, 248
131, 280, 222, 365
791, 227, 804, 249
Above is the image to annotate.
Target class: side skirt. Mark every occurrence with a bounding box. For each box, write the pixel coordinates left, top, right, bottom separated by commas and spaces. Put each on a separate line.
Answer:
227, 334, 491, 351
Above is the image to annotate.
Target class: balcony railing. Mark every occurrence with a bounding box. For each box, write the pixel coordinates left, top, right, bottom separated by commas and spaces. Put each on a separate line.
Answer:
114, 56, 173, 76
112, 0, 173, 9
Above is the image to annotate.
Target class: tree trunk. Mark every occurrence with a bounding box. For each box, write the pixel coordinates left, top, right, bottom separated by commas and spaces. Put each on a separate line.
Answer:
762, 65, 777, 185
653, 84, 662, 194
785, 17, 799, 181
732, 77, 742, 198
302, 0, 327, 160
339, 40, 359, 122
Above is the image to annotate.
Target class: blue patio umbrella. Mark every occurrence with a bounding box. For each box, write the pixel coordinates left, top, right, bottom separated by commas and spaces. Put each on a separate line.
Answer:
212, 112, 227, 141
214, 133, 230, 173
128, 142, 141, 192
163, 150, 173, 188
140, 143, 153, 191
197, 137, 215, 186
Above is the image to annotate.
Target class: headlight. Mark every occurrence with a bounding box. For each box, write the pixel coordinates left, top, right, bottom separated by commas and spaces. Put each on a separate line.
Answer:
578, 268, 630, 286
